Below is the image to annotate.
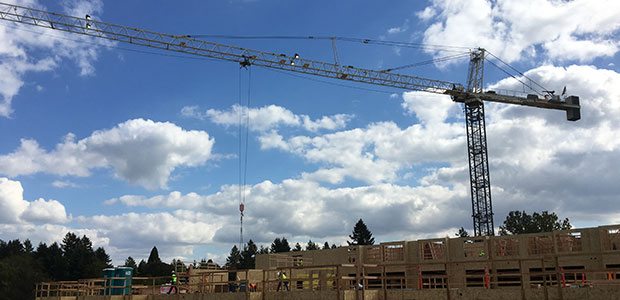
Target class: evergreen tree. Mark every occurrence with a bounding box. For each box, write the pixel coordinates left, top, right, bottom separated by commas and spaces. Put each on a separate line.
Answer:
36, 242, 65, 280
292, 242, 302, 252
348, 219, 375, 245
137, 259, 147, 275
258, 245, 269, 254
147, 246, 162, 264
23, 239, 34, 253
331, 244, 337, 249
142, 246, 173, 276
240, 240, 258, 269
124, 256, 138, 275
306, 240, 319, 251
0, 239, 24, 258
270, 237, 291, 253
61, 233, 98, 280
225, 245, 242, 269
95, 247, 112, 267
456, 227, 470, 237
323, 242, 330, 250
0, 249, 47, 300
281, 238, 291, 252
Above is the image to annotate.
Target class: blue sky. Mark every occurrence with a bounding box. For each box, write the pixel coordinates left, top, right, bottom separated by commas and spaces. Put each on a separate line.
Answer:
0, 0, 619, 265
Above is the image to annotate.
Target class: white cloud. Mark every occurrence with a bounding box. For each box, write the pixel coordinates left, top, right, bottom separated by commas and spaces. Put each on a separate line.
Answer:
0, 177, 69, 224
105, 178, 469, 244
301, 114, 352, 132
259, 118, 465, 184
21, 198, 70, 224
0, 0, 113, 117
416, 7, 436, 21
83, 211, 219, 248
401, 91, 459, 125
386, 19, 410, 36
419, 0, 620, 63
180, 105, 207, 120
0, 177, 28, 223
207, 104, 299, 131
52, 180, 79, 188
187, 104, 352, 133
0, 119, 215, 189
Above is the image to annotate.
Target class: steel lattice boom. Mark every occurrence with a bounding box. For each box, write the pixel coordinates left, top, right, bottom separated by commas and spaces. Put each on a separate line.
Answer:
0, 2, 582, 236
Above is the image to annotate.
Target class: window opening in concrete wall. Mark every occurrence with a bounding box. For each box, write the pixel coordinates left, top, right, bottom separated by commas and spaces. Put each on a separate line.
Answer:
605, 264, 620, 280
604, 228, 620, 251
384, 271, 406, 289
528, 236, 554, 255
383, 244, 404, 262
465, 269, 485, 287
556, 232, 582, 253
463, 239, 486, 258
561, 265, 585, 285
421, 270, 447, 289
347, 247, 357, 263
496, 268, 521, 287
494, 238, 519, 257
529, 267, 557, 286
365, 245, 382, 263
421, 240, 446, 260
363, 272, 382, 289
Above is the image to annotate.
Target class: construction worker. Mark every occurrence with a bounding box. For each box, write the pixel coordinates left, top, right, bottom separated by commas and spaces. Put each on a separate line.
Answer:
277, 271, 290, 291
168, 271, 177, 294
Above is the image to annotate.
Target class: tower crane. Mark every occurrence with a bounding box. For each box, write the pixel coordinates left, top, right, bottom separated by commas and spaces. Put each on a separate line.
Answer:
0, 2, 581, 236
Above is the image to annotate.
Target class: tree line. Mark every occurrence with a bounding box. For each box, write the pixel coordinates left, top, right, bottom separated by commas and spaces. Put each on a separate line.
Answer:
0, 232, 112, 299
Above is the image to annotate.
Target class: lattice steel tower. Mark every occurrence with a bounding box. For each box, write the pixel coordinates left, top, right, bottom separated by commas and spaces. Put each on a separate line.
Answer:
464, 49, 494, 236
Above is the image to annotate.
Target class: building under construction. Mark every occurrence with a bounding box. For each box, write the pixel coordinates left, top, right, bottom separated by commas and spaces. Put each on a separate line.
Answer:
36, 224, 620, 299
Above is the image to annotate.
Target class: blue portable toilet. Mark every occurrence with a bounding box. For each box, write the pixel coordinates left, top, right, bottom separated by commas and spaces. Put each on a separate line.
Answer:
113, 267, 133, 295
102, 268, 116, 295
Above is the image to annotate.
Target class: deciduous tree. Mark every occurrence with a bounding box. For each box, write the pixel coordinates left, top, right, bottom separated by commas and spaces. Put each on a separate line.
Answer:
499, 211, 571, 235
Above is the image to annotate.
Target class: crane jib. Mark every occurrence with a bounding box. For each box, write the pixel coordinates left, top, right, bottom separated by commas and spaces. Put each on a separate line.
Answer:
0, 1, 581, 122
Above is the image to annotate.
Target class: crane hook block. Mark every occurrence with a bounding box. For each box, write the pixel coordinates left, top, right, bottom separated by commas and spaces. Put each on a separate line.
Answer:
565, 96, 580, 121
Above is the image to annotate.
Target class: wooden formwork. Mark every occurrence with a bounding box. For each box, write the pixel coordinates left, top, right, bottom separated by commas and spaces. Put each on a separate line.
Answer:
35, 225, 620, 299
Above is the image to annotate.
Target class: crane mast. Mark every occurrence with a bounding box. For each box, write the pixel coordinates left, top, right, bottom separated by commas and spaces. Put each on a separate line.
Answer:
0, 2, 581, 236
463, 49, 493, 236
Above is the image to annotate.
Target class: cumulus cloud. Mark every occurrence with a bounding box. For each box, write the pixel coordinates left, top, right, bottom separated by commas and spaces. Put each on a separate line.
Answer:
0, 177, 69, 224
21, 198, 70, 224
0, 0, 112, 117
105, 178, 470, 245
0, 119, 215, 189
184, 104, 352, 133
259, 118, 465, 184
419, 0, 620, 63
82, 211, 219, 248
401, 91, 459, 125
